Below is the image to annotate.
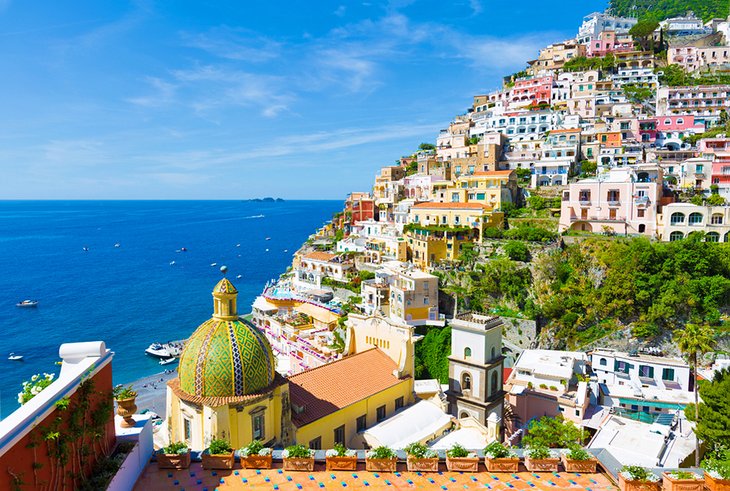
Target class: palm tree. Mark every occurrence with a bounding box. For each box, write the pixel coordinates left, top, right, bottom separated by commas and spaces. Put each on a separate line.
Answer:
674, 322, 715, 466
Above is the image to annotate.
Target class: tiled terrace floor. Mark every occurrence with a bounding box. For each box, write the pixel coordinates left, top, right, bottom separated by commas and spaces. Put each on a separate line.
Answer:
133, 462, 619, 490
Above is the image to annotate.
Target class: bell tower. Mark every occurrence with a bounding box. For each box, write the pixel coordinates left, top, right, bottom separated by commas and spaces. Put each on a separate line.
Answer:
212, 267, 238, 321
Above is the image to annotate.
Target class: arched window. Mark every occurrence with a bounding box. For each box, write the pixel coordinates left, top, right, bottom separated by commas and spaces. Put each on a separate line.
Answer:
491, 347, 496, 360
599, 358, 607, 366
670, 213, 685, 225
491, 371, 499, 396
711, 213, 723, 225
689, 212, 703, 225
459, 411, 470, 419
725, 231, 730, 243
669, 231, 684, 241
461, 372, 472, 392
464, 347, 472, 359
706, 232, 720, 242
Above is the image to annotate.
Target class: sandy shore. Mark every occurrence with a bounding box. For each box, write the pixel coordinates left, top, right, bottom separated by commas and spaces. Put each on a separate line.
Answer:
124, 369, 177, 419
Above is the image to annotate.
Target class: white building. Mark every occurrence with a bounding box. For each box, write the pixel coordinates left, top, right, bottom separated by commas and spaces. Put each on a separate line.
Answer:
577, 12, 638, 45
532, 128, 580, 186
658, 203, 730, 242
611, 68, 660, 88
510, 349, 588, 393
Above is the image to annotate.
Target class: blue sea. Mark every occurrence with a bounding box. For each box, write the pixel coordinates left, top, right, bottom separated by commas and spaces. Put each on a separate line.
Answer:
0, 200, 342, 418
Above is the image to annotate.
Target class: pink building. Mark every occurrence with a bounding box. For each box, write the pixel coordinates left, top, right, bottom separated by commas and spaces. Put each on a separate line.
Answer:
508, 75, 553, 107
701, 137, 730, 194
587, 31, 634, 57
655, 115, 705, 149
559, 165, 664, 236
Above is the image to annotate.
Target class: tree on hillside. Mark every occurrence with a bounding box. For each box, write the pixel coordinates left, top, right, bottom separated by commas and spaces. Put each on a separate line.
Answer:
623, 84, 655, 104
675, 322, 715, 466
688, 369, 730, 455
418, 143, 435, 151
629, 20, 659, 51
458, 243, 479, 271
521, 416, 586, 448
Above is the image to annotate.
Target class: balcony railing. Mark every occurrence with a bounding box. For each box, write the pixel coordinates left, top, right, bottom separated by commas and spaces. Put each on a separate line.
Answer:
607, 200, 621, 206
579, 200, 591, 206
570, 215, 627, 222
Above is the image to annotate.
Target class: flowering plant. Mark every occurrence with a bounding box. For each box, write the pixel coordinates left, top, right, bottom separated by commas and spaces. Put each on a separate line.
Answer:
326, 443, 356, 457
620, 465, 660, 483
282, 444, 315, 459
239, 440, 272, 457
561, 445, 592, 461
162, 441, 189, 455
366, 446, 396, 459
665, 471, 702, 480
524, 444, 556, 460
484, 441, 517, 459
18, 373, 55, 405
404, 442, 437, 459
446, 443, 477, 458
703, 446, 730, 480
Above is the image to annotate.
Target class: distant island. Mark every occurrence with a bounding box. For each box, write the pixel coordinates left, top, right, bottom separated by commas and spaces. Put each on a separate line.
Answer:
244, 197, 285, 202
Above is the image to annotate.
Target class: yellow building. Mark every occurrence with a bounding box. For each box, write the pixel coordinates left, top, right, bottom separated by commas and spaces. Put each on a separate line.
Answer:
167, 278, 292, 450
434, 170, 518, 212
167, 278, 416, 451
405, 202, 504, 268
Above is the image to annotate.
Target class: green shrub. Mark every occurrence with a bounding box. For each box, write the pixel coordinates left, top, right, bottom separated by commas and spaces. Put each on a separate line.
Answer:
446, 443, 471, 458
404, 442, 437, 458
504, 241, 530, 262
525, 444, 553, 460
283, 444, 313, 458
163, 442, 189, 455
367, 446, 396, 459
484, 441, 516, 458
208, 439, 232, 455
565, 445, 592, 461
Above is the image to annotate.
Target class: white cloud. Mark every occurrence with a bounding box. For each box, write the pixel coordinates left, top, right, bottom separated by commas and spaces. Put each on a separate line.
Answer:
181, 27, 281, 62
334, 5, 346, 17
127, 77, 177, 107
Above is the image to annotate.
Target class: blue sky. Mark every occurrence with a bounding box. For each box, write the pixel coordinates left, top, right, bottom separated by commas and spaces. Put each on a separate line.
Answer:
0, 0, 607, 199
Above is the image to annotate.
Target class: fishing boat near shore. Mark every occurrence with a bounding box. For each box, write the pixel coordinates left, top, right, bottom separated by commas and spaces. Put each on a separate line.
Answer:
144, 340, 185, 359
16, 300, 38, 308
159, 357, 177, 365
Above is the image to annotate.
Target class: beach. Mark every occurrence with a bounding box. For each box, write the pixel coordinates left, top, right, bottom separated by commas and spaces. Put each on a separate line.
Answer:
127, 369, 178, 419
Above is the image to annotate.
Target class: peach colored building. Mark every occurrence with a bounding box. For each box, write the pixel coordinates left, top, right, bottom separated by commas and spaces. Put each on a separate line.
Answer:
559, 165, 664, 236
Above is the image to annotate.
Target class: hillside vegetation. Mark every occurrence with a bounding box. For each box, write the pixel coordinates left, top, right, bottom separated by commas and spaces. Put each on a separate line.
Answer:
609, 0, 729, 22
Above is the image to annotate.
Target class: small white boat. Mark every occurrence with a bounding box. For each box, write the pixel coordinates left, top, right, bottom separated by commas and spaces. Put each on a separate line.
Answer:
114, 243, 121, 248
16, 300, 38, 308
8, 353, 23, 361
82, 247, 89, 252
236, 274, 242, 279
169, 261, 176, 266
159, 357, 177, 365
283, 249, 288, 253
236, 243, 241, 247
265, 237, 271, 241
265, 248, 269, 252
210, 262, 217, 267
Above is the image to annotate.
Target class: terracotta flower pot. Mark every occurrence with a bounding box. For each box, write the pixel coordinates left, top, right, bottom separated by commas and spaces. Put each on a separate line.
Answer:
617, 473, 661, 491
406, 457, 439, 472
157, 451, 191, 469
365, 457, 397, 472
326, 456, 357, 471
202, 451, 235, 470
283, 457, 315, 471
661, 472, 704, 491
525, 456, 560, 472
561, 455, 597, 473
485, 457, 520, 472
446, 456, 480, 472
116, 397, 137, 428
705, 472, 730, 491
242, 454, 272, 469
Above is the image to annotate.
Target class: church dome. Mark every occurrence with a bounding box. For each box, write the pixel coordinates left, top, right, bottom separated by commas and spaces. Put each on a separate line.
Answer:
178, 278, 276, 398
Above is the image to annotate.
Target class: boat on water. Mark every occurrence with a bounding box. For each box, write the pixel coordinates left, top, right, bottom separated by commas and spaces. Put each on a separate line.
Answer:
180, 247, 187, 252
114, 243, 121, 248
236, 243, 241, 247
145, 341, 184, 359
16, 300, 38, 308
236, 274, 242, 279
169, 261, 176, 266
265, 237, 271, 241
8, 353, 23, 361
210, 262, 217, 267
159, 357, 177, 365
82, 247, 89, 252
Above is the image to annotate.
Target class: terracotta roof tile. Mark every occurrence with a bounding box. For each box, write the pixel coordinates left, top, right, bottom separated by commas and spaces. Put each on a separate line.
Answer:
288, 348, 408, 427
303, 251, 337, 262
411, 202, 487, 210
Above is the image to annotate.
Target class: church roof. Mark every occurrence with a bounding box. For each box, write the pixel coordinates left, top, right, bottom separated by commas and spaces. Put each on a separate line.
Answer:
214, 278, 238, 294
168, 374, 287, 408
288, 348, 408, 427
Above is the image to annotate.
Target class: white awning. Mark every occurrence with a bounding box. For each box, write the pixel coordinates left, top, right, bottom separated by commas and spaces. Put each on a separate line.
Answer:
252, 296, 278, 313
362, 400, 452, 449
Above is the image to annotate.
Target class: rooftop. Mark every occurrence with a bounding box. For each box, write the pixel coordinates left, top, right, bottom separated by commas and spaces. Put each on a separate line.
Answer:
288, 348, 408, 427
411, 202, 487, 210
302, 251, 338, 262
132, 461, 618, 490
512, 349, 586, 381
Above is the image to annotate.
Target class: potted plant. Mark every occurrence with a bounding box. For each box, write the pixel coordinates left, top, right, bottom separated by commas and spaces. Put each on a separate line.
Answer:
326, 443, 358, 471
560, 445, 597, 473
239, 440, 273, 469
282, 444, 315, 471
661, 471, 704, 491
484, 441, 519, 472
404, 442, 439, 472
703, 448, 730, 491
445, 443, 479, 472
202, 438, 235, 470
157, 442, 191, 469
618, 465, 661, 491
524, 444, 560, 472
113, 385, 138, 428
365, 446, 397, 472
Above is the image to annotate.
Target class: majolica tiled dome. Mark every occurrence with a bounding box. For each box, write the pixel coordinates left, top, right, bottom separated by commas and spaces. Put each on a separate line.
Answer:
178, 278, 276, 398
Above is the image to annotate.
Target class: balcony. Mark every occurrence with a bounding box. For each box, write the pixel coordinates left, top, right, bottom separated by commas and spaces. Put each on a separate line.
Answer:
607, 200, 621, 206
570, 215, 626, 222
634, 196, 650, 205
579, 200, 591, 206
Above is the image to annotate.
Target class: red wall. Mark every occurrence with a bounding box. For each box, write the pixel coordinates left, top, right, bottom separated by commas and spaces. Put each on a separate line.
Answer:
0, 363, 116, 491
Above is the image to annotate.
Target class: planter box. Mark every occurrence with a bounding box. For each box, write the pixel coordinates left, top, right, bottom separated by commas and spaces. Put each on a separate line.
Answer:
446, 457, 480, 473
617, 474, 661, 491
525, 456, 560, 473
242, 454, 273, 469
406, 457, 439, 472
157, 451, 191, 470
485, 457, 520, 473
705, 472, 730, 491
661, 472, 704, 491
326, 456, 357, 471
202, 451, 235, 470
561, 455, 597, 473
283, 457, 315, 472
365, 458, 397, 472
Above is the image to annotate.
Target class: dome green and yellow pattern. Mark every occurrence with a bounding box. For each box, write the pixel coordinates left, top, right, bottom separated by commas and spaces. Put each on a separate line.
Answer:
178, 317, 276, 398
